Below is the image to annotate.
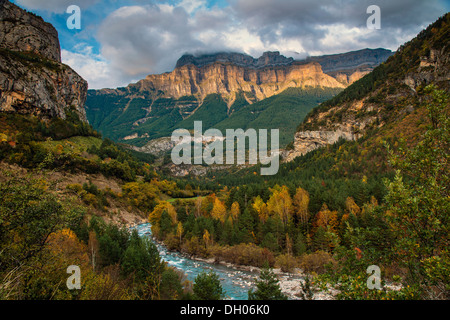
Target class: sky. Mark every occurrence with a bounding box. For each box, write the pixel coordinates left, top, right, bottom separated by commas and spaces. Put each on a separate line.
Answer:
11, 0, 450, 90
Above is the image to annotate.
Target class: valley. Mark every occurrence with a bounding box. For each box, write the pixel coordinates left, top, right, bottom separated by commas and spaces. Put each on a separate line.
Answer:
0, 0, 448, 303
85, 49, 392, 148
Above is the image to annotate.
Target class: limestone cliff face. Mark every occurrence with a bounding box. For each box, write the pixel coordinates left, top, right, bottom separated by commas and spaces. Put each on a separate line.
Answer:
284, 122, 367, 162
133, 59, 345, 104
0, 0, 61, 62
0, 0, 88, 122
120, 50, 390, 105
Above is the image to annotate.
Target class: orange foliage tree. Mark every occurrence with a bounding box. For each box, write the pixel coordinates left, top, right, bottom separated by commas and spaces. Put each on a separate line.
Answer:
230, 201, 240, 222
313, 204, 339, 233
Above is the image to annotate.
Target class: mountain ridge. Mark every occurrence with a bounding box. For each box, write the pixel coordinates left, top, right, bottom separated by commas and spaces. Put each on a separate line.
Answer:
284, 13, 449, 162
93, 48, 393, 103
175, 51, 295, 69
85, 48, 393, 147
136, 59, 345, 103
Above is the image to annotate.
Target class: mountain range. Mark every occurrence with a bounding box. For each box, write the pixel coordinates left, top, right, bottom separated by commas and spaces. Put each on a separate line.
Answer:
85, 48, 393, 149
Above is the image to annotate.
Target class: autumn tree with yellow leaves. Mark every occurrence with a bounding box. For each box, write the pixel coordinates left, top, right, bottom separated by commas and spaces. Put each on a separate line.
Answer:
293, 187, 310, 227
267, 185, 293, 226
211, 197, 227, 223
252, 195, 269, 223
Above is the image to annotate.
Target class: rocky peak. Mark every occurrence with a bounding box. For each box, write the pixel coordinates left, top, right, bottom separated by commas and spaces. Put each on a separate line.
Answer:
0, 0, 61, 62
0, 0, 88, 122
175, 51, 294, 69
256, 51, 294, 68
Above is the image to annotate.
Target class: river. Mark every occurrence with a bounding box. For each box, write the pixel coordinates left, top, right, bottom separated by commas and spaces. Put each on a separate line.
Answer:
131, 223, 258, 300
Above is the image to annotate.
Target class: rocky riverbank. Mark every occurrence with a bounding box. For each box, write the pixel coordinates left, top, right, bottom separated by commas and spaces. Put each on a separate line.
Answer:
149, 233, 337, 300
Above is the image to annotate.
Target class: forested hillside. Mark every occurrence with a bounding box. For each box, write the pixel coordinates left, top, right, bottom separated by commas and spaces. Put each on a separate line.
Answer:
86, 86, 342, 148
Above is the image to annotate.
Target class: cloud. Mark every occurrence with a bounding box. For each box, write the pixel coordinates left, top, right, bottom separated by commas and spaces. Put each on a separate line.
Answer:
61, 45, 122, 90
53, 0, 448, 89
96, 3, 237, 87
178, 0, 207, 14
228, 0, 447, 54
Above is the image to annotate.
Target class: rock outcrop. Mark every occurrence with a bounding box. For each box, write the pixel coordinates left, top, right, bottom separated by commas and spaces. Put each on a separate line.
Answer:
283, 96, 381, 162
284, 130, 355, 162
0, 0, 88, 122
0, 0, 61, 62
283, 13, 449, 163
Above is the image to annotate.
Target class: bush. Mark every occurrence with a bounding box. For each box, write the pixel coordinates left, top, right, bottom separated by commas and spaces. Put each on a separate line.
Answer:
209, 243, 275, 268
299, 251, 336, 274
181, 236, 207, 257
276, 254, 298, 273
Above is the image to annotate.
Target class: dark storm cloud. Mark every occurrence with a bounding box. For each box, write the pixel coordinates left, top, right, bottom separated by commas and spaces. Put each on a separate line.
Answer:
229, 0, 446, 30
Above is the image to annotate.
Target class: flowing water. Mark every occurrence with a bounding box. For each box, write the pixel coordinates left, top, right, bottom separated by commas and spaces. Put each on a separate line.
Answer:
131, 223, 258, 300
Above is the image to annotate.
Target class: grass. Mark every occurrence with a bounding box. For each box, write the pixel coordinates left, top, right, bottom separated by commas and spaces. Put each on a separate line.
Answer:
37, 136, 103, 155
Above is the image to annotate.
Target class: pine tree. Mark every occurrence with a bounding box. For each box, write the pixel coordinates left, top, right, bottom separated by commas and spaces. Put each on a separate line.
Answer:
248, 263, 287, 300
193, 271, 224, 300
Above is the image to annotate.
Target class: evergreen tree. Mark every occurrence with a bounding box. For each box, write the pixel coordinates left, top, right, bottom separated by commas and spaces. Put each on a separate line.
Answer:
160, 268, 183, 300
294, 232, 307, 256
248, 263, 287, 300
261, 232, 279, 253
160, 210, 174, 238
312, 226, 328, 252
237, 208, 255, 243
193, 271, 224, 300
121, 234, 164, 282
